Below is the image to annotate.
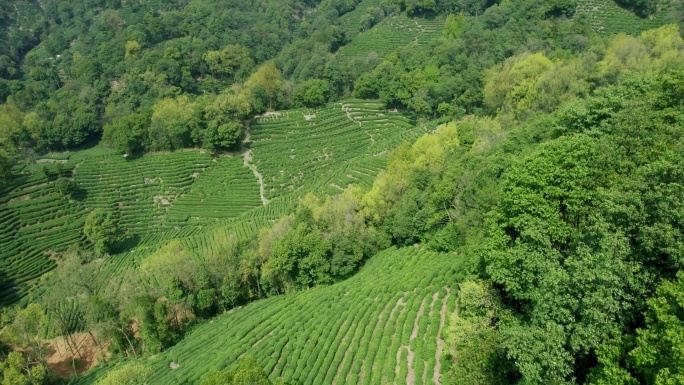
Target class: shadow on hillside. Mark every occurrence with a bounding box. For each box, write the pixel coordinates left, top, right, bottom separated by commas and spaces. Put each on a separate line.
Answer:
71, 186, 88, 201
111, 234, 141, 254
0, 173, 30, 196
0, 271, 20, 307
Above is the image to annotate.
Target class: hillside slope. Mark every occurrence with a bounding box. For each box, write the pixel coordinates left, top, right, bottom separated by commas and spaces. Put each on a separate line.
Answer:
0, 100, 422, 305
75, 246, 472, 385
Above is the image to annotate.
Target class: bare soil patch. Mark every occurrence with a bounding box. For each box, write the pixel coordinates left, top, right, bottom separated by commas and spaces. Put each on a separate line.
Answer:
45, 333, 109, 379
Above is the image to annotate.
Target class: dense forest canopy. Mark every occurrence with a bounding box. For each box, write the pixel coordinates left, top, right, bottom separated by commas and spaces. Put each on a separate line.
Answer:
0, 0, 679, 159
1, 0, 684, 383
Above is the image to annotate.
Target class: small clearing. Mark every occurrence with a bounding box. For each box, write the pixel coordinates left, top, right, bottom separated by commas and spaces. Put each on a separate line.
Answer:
45, 333, 109, 379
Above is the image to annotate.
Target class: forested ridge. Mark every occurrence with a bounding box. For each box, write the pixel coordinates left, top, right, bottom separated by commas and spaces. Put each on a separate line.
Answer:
1, 0, 684, 383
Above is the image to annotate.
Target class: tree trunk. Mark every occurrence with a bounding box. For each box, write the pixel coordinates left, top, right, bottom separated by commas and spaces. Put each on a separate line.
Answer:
89, 330, 103, 350
120, 326, 137, 357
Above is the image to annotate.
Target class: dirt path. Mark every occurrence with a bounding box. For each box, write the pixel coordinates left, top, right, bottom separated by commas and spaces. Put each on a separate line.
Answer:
433, 287, 452, 385
395, 346, 404, 384
241, 126, 268, 205
422, 361, 428, 385
405, 297, 427, 385
251, 328, 275, 348
359, 297, 395, 384
334, 323, 363, 385
270, 340, 290, 376
340, 103, 375, 143
388, 292, 409, 384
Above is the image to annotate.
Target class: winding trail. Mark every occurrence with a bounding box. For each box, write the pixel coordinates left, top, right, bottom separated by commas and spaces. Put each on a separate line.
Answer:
241, 125, 268, 206
433, 287, 452, 385
340, 103, 375, 143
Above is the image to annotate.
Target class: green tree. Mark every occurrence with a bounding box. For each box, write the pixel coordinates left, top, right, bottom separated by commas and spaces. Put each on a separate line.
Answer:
0, 351, 47, 385
442, 12, 465, 38
139, 240, 198, 293
486, 135, 645, 383
615, 0, 658, 16
447, 281, 510, 385
54, 177, 78, 198
149, 96, 202, 151
589, 271, 684, 384
201, 85, 251, 150
0, 101, 25, 151
260, 221, 335, 294
205, 85, 255, 122
102, 114, 149, 154
124, 40, 142, 58
455, 0, 489, 15
405, 0, 437, 15
483, 52, 553, 116
293, 79, 330, 107
203, 120, 243, 151
245, 61, 284, 111
203, 44, 254, 81
83, 208, 123, 255
3, 304, 48, 367
630, 271, 684, 384
0, 153, 10, 183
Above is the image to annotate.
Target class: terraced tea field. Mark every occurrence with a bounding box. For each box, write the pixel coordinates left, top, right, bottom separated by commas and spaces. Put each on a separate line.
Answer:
336, 14, 445, 60
0, 151, 259, 304
250, 99, 424, 199
0, 101, 423, 305
340, 0, 382, 37
76, 247, 466, 385
575, 0, 666, 35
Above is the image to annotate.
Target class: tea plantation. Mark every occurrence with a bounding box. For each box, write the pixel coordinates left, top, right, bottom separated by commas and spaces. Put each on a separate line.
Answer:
0, 101, 423, 305
576, 0, 667, 35
250, 100, 424, 198
76, 246, 468, 385
335, 14, 445, 60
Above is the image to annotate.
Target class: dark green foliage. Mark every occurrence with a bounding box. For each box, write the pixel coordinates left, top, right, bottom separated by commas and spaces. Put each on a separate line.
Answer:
270, 223, 334, 289
103, 114, 149, 154
360, 7, 386, 31
588, 272, 684, 384
386, 188, 431, 245
447, 281, 512, 385
293, 79, 331, 107
54, 177, 78, 198
0, 153, 10, 183
203, 44, 255, 82
83, 208, 123, 255
381, 0, 439, 15
203, 121, 243, 151
614, 0, 658, 17
483, 72, 684, 383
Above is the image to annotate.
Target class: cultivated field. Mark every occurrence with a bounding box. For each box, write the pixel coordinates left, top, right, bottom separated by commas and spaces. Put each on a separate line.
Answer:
336, 14, 445, 60
75, 246, 467, 385
250, 100, 423, 199
575, 0, 666, 35
0, 100, 424, 305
